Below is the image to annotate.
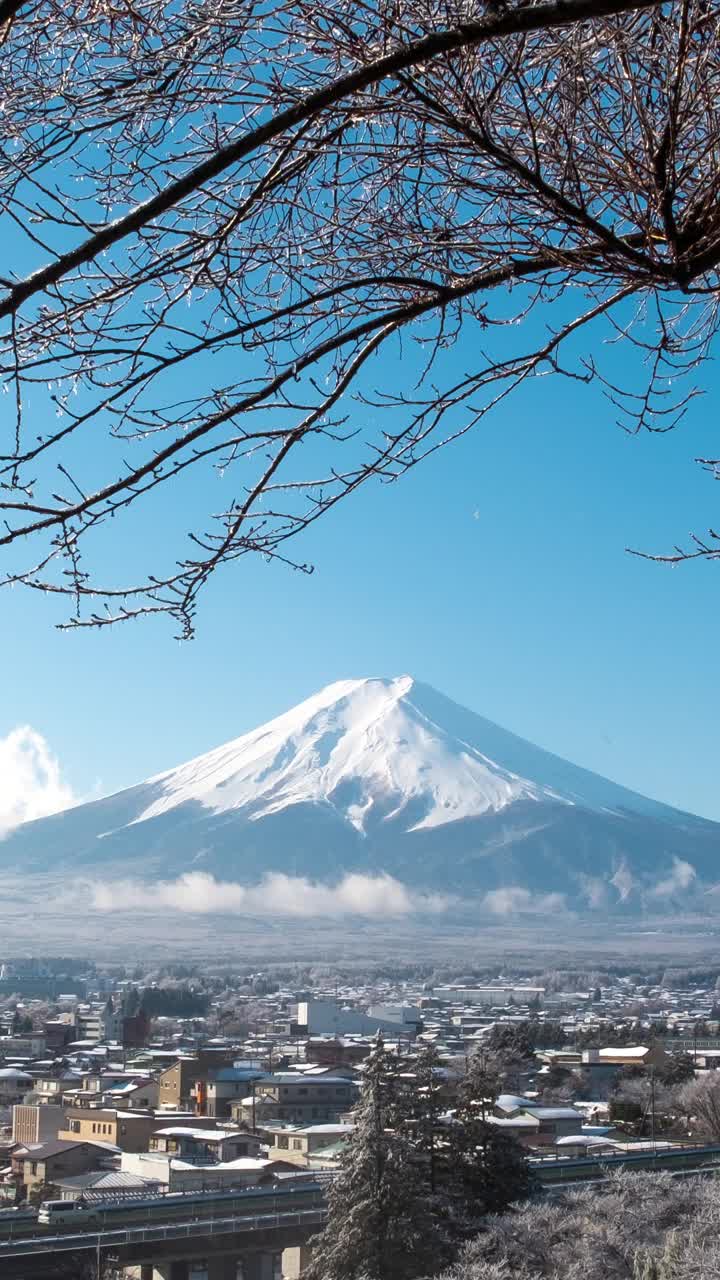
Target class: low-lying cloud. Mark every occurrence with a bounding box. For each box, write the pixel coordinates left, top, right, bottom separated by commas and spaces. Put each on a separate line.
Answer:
610, 863, 634, 901
87, 871, 449, 917
481, 887, 566, 916
651, 857, 696, 898
0, 726, 75, 837
579, 875, 609, 910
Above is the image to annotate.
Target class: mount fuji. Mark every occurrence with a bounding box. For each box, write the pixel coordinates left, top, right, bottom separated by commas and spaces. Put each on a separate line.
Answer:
2, 676, 718, 912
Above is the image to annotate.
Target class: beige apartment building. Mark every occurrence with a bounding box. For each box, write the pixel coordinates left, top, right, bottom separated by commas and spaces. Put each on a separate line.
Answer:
269, 1123, 353, 1167
12, 1104, 64, 1146
58, 1108, 218, 1152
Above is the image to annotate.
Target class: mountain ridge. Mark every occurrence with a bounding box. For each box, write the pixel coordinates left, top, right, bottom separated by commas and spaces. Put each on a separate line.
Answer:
2, 675, 717, 911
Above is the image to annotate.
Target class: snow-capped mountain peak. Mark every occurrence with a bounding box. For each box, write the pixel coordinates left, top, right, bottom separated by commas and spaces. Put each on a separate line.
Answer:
2, 675, 717, 911
135, 675, 668, 835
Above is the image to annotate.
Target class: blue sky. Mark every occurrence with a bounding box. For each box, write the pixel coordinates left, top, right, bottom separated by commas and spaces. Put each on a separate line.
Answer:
2, 312, 719, 824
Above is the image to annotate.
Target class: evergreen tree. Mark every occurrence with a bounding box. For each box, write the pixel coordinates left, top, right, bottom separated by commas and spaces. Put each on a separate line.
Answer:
305, 1038, 452, 1280
484, 1023, 535, 1062
460, 1048, 503, 1121
410, 1043, 447, 1196
123, 987, 140, 1018
452, 1053, 532, 1222
482, 1023, 537, 1091
454, 1120, 533, 1218
11, 1010, 33, 1035
655, 1053, 695, 1087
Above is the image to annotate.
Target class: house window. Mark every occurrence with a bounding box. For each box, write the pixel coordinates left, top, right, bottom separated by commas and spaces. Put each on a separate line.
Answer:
30, 1163, 37, 1175
276, 1137, 288, 1150
299, 1088, 308, 1095
292, 1140, 303, 1151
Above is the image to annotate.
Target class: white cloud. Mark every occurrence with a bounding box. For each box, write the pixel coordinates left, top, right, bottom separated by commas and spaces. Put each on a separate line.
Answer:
481, 887, 566, 916
579, 876, 608, 909
86, 871, 449, 917
0, 726, 75, 837
610, 863, 634, 901
651, 858, 696, 898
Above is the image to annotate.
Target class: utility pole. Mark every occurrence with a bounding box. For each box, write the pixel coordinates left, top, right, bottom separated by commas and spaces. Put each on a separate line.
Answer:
650, 1067, 656, 1161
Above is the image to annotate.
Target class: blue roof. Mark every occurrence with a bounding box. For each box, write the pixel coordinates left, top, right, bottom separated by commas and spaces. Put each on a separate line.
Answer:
523, 1106, 582, 1120
257, 1073, 355, 1085
214, 1067, 265, 1082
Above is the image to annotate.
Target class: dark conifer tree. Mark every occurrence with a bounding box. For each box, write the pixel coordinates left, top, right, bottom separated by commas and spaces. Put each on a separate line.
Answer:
306, 1037, 452, 1280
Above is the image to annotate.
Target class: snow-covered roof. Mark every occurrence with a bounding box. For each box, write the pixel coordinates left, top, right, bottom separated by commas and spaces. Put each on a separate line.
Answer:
486, 1115, 540, 1129
171, 1157, 270, 1172
596, 1046, 649, 1058
57, 1171, 157, 1191
523, 1107, 582, 1120
213, 1067, 264, 1082
154, 1127, 246, 1140
555, 1134, 613, 1147
289, 1124, 354, 1135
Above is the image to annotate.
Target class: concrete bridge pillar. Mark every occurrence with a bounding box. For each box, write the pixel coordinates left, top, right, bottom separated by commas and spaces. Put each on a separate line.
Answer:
282, 1246, 312, 1279
207, 1258, 240, 1280
240, 1253, 275, 1280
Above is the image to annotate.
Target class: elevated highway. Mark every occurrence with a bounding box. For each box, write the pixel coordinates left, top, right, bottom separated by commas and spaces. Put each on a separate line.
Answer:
0, 1185, 326, 1280
530, 1140, 720, 1186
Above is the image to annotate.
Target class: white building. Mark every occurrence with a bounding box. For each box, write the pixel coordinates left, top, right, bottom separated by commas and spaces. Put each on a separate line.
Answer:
120, 1150, 276, 1191
296, 999, 419, 1037
433, 986, 545, 1005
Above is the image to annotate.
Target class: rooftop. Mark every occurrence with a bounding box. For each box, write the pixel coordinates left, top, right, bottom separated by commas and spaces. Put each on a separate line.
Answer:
281, 1124, 354, 1136
154, 1128, 247, 1141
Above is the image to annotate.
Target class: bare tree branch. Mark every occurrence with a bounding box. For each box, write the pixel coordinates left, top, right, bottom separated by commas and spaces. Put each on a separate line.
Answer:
0, 0, 717, 634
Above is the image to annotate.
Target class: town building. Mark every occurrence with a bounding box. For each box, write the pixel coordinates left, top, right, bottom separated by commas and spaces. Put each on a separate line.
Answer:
296, 999, 420, 1038
12, 1104, 65, 1146
269, 1123, 353, 1167
12, 1139, 112, 1194
194, 1066, 265, 1118
0, 1067, 34, 1104
58, 1108, 219, 1152
229, 1073, 358, 1127
149, 1127, 261, 1163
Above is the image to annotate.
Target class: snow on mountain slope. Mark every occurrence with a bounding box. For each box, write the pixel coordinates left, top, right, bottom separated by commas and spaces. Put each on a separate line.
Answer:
136, 675, 676, 832
2, 676, 717, 910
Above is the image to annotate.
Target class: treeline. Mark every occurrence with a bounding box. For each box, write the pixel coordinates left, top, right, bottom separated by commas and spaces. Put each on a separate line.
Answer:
140, 986, 209, 1017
